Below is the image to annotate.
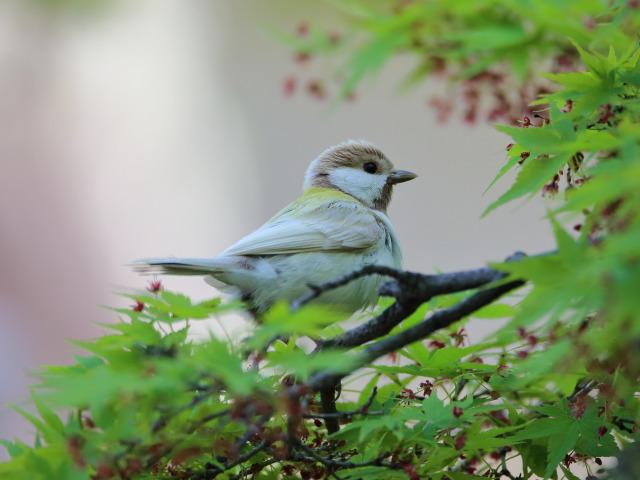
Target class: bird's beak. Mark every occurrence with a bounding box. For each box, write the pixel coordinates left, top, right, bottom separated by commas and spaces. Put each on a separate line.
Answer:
387, 170, 418, 185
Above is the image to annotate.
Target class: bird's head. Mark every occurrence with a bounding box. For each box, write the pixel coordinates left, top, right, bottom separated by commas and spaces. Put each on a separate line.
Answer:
303, 139, 417, 212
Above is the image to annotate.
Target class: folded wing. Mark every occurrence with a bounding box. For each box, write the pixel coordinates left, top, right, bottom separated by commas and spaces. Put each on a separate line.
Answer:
223, 199, 383, 256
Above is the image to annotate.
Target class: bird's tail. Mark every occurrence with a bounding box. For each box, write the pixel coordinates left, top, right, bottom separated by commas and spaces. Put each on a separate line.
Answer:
132, 258, 234, 276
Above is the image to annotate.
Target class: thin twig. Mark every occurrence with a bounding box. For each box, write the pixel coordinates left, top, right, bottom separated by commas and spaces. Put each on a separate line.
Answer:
203, 441, 268, 478
152, 385, 219, 434
567, 379, 599, 402
292, 265, 415, 310
291, 439, 345, 480
226, 458, 279, 480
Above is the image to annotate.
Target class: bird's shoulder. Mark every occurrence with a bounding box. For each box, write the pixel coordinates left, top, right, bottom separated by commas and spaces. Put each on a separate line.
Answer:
269, 188, 370, 221
222, 188, 386, 256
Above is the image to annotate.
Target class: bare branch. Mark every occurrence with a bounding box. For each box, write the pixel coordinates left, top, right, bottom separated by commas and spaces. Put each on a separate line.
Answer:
304, 386, 380, 419
319, 388, 340, 434
309, 276, 525, 391
314, 252, 528, 351
362, 278, 525, 361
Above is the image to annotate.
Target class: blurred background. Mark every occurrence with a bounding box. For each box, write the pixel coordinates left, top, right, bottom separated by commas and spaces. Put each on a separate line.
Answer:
0, 0, 554, 451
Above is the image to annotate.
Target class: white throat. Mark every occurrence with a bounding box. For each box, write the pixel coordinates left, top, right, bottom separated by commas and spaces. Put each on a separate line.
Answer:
327, 168, 387, 208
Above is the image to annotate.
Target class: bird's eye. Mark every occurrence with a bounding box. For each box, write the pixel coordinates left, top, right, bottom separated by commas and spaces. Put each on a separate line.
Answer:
363, 162, 377, 174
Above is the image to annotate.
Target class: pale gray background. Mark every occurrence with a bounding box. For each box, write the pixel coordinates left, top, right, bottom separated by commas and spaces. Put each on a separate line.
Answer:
0, 0, 553, 451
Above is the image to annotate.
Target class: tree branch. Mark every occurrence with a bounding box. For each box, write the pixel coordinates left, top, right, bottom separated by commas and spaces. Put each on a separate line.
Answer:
305, 253, 529, 392
315, 252, 526, 350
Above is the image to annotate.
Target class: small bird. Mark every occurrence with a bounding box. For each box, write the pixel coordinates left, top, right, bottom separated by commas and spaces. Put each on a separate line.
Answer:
135, 140, 416, 318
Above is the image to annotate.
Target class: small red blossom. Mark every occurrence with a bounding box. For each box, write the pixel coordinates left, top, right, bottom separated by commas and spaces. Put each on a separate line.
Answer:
583, 16, 596, 30
282, 465, 296, 476
146, 278, 162, 292
132, 300, 144, 312
419, 381, 433, 396
449, 328, 467, 347
401, 463, 420, 480
453, 406, 464, 418
598, 426, 608, 436
95, 463, 115, 479
597, 405, 606, 417
562, 99, 574, 113
67, 435, 86, 468
563, 453, 577, 467
599, 103, 616, 124
520, 115, 532, 127
430, 55, 447, 75
294, 51, 310, 64
82, 415, 95, 429
517, 350, 528, 359
455, 432, 467, 450
328, 31, 341, 45
124, 457, 143, 476
296, 21, 309, 36
307, 79, 326, 100
569, 396, 589, 419
463, 107, 477, 124
518, 152, 530, 165
399, 388, 416, 401
429, 97, 453, 123
429, 340, 446, 349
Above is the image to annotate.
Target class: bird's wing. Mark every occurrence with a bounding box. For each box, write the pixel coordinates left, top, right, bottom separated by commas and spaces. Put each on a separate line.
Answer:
223, 193, 384, 256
